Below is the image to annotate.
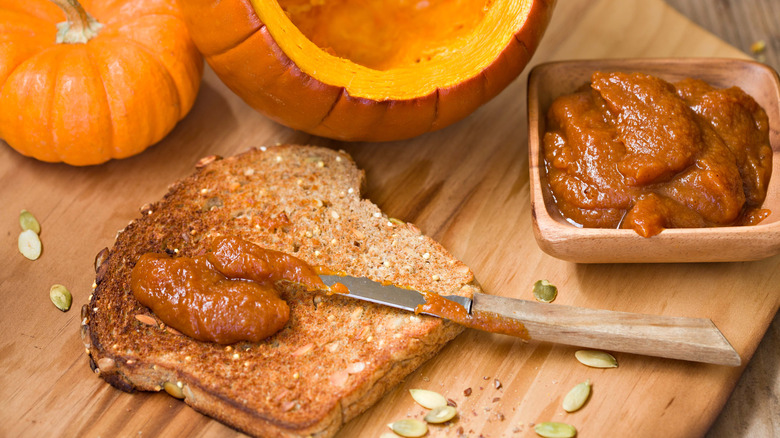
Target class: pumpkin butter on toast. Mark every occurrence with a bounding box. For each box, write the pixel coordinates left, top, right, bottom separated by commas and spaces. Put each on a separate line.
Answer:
83, 144, 482, 437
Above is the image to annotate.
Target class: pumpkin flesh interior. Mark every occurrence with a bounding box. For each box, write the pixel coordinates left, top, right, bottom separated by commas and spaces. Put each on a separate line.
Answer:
253, 0, 531, 100
278, 0, 486, 71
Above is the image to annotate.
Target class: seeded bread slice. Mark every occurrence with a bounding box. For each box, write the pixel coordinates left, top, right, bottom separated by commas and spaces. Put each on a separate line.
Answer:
83, 144, 479, 438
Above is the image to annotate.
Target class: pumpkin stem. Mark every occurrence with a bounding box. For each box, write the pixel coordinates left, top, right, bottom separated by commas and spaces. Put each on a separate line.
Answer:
50, 0, 103, 44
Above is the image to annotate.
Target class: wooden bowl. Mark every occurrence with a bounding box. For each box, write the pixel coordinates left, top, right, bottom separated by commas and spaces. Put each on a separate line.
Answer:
527, 58, 780, 263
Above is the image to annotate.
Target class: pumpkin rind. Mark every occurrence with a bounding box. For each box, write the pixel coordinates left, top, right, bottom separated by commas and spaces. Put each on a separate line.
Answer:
0, 0, 203, 165
178, 0, 555, 141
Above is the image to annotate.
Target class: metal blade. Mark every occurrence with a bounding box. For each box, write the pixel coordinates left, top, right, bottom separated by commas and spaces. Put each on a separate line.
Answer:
317, 274, 740, 366
318, 275, 472, 314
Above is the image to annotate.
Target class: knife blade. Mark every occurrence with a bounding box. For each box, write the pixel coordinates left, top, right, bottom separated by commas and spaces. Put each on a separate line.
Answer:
318, 274, 741, 366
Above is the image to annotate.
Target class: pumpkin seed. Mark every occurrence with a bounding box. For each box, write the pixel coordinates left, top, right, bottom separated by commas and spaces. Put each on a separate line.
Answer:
409, 388, 447, 409
18, 229, 42, 260
534, 422, 577, 438
424, 405, 457, 424
164, 381, 185, 399
575, 350, 618, 368
50, 284, 72, 311
134, 314, 157, 326
19, 210, 41, 234
97, 357, 116, 372
533, 280, 558, 303
562, 379, 591, 412
388, 419, 427, 437
94, 247, 109, 273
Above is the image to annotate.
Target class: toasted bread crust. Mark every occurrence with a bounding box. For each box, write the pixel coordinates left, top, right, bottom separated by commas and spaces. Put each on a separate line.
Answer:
83, 145, 477, 437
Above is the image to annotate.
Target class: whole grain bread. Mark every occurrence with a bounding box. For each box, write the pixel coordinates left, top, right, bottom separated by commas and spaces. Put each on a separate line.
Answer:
82, 144, 480, 437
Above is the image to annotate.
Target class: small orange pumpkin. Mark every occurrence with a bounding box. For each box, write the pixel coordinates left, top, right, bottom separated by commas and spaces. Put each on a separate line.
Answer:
0, 0, 203, 165
178, 0, 554, 141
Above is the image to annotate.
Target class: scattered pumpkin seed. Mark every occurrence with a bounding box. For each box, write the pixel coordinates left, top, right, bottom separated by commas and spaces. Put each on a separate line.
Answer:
534, 422, 577, 438
533, 280, 558, 303
562, 379, 591, 412
409, 388, 447, 409
424, 405, 457, 424
750, 40, 766, 54
19, 209, 41, 234
18, 229, 42, 260
575, 350, 618, 368
50, 284, 72, 311
388, 419, 428, 437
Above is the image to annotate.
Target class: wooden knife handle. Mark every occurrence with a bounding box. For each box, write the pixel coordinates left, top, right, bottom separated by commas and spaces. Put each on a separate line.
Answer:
472, 293, 741, 366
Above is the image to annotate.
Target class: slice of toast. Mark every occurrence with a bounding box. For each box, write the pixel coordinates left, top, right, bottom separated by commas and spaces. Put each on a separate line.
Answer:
82, 144, 480, 437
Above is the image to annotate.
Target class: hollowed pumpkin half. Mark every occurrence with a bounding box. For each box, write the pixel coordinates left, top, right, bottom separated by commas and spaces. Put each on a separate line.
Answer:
178, 0, 555, 141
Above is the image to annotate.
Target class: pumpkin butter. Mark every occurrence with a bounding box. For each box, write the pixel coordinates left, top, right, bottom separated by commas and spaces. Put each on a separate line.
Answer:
543, 72, 772, 237
416, 291, 529, 340
132, 235, 526, 344
131, 236, 326, 344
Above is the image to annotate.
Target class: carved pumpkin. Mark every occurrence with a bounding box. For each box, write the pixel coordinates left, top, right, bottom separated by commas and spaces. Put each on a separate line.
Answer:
0, 0, 203, 165
178, 0, 555, 141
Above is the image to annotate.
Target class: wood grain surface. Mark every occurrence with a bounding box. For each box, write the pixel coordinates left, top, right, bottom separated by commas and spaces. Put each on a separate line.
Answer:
663, 1, 780, 436
666, 0, 780, 70
1, 0, 779, 437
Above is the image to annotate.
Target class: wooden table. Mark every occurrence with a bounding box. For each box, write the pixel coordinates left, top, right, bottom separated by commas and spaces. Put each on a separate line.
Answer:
663, 1, 780, 436
2, 0, 779, 437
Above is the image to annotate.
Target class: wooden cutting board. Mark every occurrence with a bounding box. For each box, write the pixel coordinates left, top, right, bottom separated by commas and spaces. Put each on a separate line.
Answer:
2, 0, 778, 437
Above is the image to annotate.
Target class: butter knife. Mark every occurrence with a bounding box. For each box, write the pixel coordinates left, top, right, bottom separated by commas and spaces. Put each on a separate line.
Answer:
318, 275, 741, 366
